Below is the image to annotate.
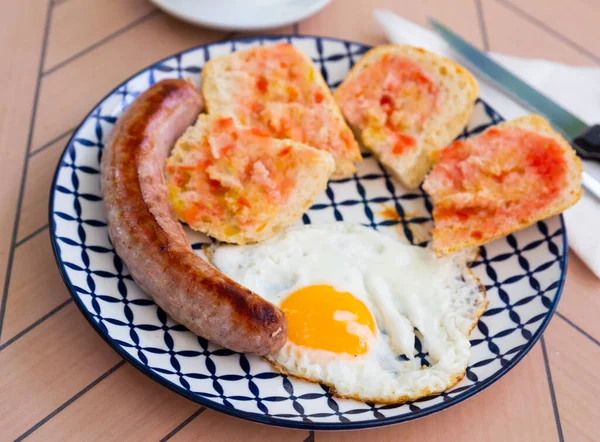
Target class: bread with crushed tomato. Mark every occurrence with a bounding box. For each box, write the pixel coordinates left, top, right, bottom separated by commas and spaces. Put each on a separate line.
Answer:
423, 115, 582, 255
201, 43, 361, 179
334, 45, 478, 189
166, 115, 335, 245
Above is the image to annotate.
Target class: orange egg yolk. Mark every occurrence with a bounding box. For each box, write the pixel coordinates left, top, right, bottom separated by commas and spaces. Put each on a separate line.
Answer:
279, 285, 376, 356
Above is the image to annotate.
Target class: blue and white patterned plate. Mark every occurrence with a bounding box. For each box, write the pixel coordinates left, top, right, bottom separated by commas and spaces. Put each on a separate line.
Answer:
49, 36, 566, 430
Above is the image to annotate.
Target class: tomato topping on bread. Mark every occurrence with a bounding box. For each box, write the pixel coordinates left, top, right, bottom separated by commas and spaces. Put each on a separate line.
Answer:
334, 45, 478, 188
202, 43, 361, 179
166, 115, 335, 244
423, 115, 582, 255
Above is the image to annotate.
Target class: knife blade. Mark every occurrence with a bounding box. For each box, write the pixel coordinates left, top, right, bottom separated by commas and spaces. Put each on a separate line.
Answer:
429, 17, 600, 199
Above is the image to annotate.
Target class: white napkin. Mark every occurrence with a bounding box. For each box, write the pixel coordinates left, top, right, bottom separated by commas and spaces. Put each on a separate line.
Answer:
373, 9, 600, 277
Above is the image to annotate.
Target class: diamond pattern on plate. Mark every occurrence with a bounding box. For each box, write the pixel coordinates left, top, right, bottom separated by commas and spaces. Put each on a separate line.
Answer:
49, 36, 566, 430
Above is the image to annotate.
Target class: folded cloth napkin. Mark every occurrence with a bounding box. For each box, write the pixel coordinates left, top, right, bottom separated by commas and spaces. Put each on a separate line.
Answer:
373, 9, 600, 278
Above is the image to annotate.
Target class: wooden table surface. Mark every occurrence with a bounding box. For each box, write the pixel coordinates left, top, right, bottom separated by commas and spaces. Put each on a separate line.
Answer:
1, 0, 599, 440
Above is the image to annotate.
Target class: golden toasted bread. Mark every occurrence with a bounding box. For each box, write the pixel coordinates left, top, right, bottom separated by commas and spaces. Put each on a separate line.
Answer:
334, 45, 478, 188
423, 115, 582, 255
202, 42, 361, 179
166, 115, 335, 244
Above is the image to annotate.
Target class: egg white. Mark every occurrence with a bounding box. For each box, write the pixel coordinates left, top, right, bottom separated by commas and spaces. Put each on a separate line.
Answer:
209, 222, 487, 403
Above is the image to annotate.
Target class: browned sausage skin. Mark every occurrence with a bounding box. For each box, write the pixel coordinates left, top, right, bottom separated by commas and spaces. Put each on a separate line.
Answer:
101, 79, 287, 355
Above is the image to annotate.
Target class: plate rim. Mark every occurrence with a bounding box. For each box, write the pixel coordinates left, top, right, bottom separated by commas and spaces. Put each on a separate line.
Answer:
48, 34, 568, 431
150, 0, 332, 31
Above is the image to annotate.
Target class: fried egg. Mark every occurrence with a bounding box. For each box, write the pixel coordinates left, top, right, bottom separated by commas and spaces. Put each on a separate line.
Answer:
209, 223, 487, 403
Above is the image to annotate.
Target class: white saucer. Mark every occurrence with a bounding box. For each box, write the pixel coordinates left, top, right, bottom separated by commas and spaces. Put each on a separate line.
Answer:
151, 0, 332, 31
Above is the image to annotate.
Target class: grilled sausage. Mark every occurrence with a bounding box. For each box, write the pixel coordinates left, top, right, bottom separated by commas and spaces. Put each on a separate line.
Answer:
100, 79, 287, 355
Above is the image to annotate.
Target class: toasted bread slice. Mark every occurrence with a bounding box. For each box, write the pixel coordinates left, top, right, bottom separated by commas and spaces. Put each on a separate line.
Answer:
423, 115, 582, 255
334, 45, 478, 188
202, 42, 361, 179
166, 115, 335, 245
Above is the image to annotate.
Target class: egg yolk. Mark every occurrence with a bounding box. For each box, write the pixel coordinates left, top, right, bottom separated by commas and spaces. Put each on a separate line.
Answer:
280, 285, 376, 356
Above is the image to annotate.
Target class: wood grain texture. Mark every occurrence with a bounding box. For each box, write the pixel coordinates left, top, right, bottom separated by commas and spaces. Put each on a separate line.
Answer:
18, 132, 71, 242
44, 0, 156, 72
32, 12, 224, 151
482, 0, 597, 65
493, 0, 600, 62
299, 0, 485, 47
168, 409, 310, 442
236, 25, 295, 38
545, 315, 600, 441
317, 345, 558, 442
26, 364, 199, 441
0, 304, 121, 441
1, 0, 599, 440
1, 230, 70, 345
0, 0, 50, 332
558, 252, 600, 343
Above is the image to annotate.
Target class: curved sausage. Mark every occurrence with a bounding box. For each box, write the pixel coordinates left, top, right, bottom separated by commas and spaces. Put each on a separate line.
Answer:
100, 79, 287, 355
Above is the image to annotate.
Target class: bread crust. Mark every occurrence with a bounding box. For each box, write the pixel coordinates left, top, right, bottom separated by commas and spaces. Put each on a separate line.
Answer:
334, 45, 479, 189
101, 79, 287, 355
202, 43, 361, 179
167, 114, 335, 245
425, 114, 583, 256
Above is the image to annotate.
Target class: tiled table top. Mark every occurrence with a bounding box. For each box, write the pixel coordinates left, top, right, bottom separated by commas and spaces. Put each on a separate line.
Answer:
1, 0, 599, 441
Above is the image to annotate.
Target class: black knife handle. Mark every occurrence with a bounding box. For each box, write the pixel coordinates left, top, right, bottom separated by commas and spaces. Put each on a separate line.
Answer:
573, 125, 600, 162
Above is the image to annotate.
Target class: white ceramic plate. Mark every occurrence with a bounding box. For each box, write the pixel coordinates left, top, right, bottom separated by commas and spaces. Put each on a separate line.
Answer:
151, 0, 331, 31
49, 36, 567, 430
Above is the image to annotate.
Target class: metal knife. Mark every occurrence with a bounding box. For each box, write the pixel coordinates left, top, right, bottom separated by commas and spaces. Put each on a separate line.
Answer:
429, 17, 600, 199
